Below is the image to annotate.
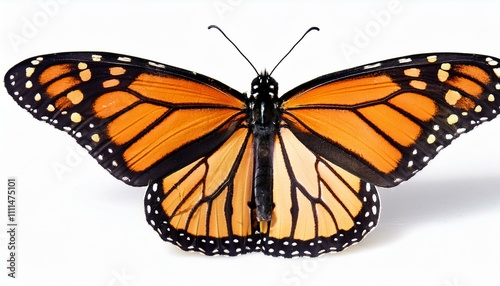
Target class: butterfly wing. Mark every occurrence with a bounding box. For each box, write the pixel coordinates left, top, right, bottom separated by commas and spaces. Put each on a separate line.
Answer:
280, 53, 500, 187
4, 52, 247, 186
144, 128, 260, 256
259, 127, 379, 257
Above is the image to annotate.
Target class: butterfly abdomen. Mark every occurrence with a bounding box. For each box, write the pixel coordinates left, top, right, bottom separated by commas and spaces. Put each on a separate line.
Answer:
253, 134, 274, 221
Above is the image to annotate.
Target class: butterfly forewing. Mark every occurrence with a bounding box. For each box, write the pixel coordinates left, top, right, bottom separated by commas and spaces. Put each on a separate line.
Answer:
281, 53, 500, 187
4, 52, 246, 186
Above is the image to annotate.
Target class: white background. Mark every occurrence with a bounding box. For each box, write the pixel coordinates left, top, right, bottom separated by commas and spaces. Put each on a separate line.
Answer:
1, 1, 500, 285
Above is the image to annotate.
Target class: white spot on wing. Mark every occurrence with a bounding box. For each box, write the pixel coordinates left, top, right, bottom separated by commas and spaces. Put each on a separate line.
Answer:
494, 68, 500, 78
427, 134, 436, 144
149, 61, 165, 68
364, 63, 382, 69
427, 55, 437, 63
25, 67, 35, 77
118, 56, 132, 62
486, 57, 498, 66
92, 54, 102, 62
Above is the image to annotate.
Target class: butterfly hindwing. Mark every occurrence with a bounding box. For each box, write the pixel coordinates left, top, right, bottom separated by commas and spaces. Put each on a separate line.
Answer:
4, 52, 246, 186
281, 53, 500, 187
144, 127, 260, 256
258, 127, 379, 257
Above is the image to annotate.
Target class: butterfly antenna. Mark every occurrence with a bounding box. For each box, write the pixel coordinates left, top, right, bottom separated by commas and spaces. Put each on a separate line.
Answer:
269, 27, 319, 76
208, 25, 259, 76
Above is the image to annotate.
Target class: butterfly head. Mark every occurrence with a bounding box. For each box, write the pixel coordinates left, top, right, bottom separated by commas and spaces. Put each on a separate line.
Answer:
251, 72, 278, 100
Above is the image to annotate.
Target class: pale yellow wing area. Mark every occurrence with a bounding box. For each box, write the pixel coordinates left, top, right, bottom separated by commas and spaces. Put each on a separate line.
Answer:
144, 128, 261, 256
260, 127, 379, 257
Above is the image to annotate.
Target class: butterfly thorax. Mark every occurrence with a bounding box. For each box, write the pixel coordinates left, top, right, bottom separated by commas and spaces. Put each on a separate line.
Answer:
248, 73, 280, 134
247, 73, 280, 222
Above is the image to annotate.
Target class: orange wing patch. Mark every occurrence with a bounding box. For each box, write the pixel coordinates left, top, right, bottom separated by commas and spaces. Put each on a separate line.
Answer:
93, 91, 140, 118
388, 92, 437, 121
283, 109, 402, 174
123, 109, 244, 172
107, 103, 169, 146
447, 76, 483, 97
129, 73, 245, 108
438, 63, 491, 99
38, 63, 72, 84
46, 76, 81, 98
358, 104, 422, 147
282, 75, 400, 108
455, 64, 490, 83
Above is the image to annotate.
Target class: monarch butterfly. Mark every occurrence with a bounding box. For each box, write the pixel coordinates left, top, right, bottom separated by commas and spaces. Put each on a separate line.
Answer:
4, 25, 500, 258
